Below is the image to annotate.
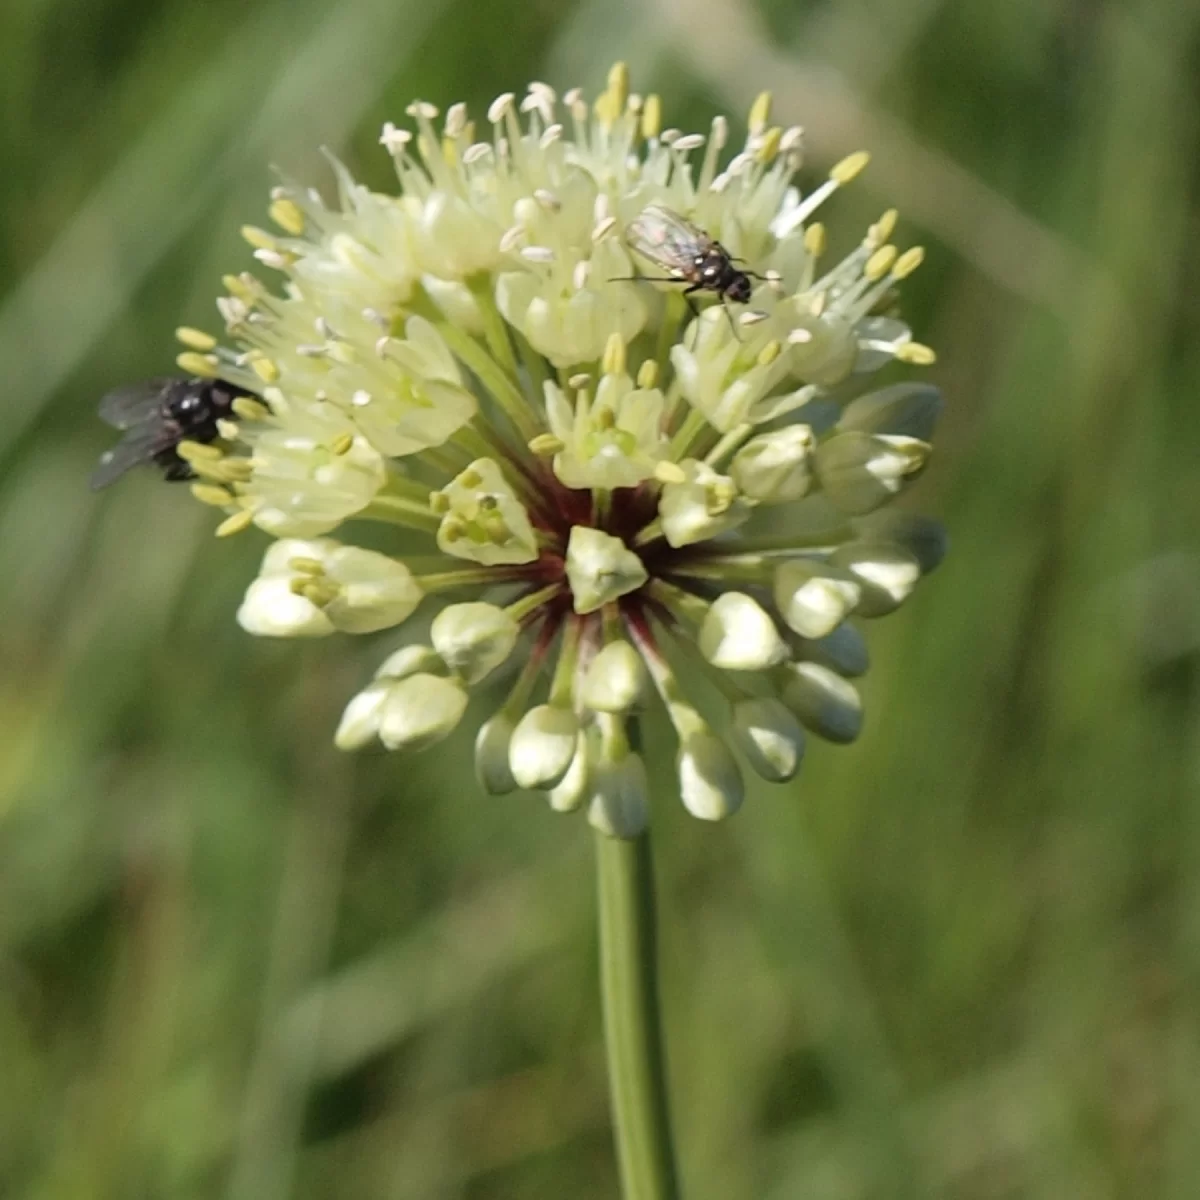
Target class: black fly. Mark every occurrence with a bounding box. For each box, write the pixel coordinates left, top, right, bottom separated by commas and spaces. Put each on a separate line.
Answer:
623, 204, 758, 318
90, 377, 244, 490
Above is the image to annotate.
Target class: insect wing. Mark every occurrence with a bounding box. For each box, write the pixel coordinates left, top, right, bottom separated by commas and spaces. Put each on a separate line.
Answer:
97, 378, 175, 430
90, 423, 172, 490
625, 205, 707, 277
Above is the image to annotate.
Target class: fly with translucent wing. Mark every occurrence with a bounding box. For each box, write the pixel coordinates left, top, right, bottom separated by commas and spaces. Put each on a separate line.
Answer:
90, 377, 244, 490
623, 204, 757, 316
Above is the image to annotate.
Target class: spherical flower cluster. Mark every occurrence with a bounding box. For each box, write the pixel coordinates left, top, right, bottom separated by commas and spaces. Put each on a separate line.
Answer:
174, 64, 945, 837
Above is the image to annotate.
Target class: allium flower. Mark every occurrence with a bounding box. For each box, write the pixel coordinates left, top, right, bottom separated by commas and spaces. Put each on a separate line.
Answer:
174, 63, 945, 838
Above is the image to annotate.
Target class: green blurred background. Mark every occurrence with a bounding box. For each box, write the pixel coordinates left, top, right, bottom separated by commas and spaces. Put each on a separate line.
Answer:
3, 0, 1199, 1195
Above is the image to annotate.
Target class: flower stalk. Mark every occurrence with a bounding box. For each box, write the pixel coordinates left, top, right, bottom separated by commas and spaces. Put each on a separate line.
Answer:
596, 827, 681, 1200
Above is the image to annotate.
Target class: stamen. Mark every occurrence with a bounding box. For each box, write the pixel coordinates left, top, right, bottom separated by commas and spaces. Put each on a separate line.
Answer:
215, 509, 254, 537
748, 90, 772, 135
268, 198, 305, 236
175, 326, 217, 351
895, 342, 937, 365
176, 351, 220, 378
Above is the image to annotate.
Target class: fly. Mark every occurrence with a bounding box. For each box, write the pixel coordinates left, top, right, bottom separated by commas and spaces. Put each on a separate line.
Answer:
623, 204, 759, 319
90, 376, 245, 490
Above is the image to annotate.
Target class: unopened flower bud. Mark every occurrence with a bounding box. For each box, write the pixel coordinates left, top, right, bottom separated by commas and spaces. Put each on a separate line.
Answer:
780, 662, 863, 743
839, 382, 942, 440
698, 592, 789, 670
773, 561, 861, 639
510, 704, 580, 789
792, 623, 869, 677
375, 643, 442, 680
581, 640, 647, 712
334, 683, 390, 750
565, 527, 648, 614
729, 425, 815, 503
547, 733, 590, 812
676, 718, 744, 820
588, 753, 650, 838
379, 674, 469, 751
815, 432, 929, 515
730, 697, 806, 782
431, 601, 519, 683
829, 543, 921, 616
854, 511, 948, 575
336, 669, 469, 753
475, 712, 519, 794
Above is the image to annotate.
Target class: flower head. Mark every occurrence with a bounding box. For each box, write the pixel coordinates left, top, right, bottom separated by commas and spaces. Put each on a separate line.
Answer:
173, 65, 945, 837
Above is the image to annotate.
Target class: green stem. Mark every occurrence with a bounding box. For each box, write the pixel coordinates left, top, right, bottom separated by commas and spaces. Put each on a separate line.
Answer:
357, 494, 440, 533
434, 319, 542, 443
596, 829, 681, 1200
469, 273, 523, 384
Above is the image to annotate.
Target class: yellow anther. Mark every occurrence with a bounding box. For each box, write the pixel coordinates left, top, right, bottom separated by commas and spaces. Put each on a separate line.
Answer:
757, 339, 783, 367
441, 517, 465, 543
602, 333, 627, 378
871, 208, 898, 246
892, 246, 925, 279
176, 440, 223, 463
528, 433, 565, 458
176, 351, 219, 378
240, 225, 278, 251
299, 579, 339, 607
190, 483, 234, 507
268, 198, 305, 236
829, 150, 870, 185
251, 357, 280, 383
748, 90, 772, 135
641, 94, 662, 140
653, 461, 687, 485
232, 397, 271, 422
896, 342, 937, 365
215, 510, 254, 538
636, 360, 659, 389
809, 291, 828, 317
483, 513, 513, 545
803, 223, 826, 258
330, 432, 354, 456
593, 91, 619, 127
865, 245, 898, 281
429, 491, 451, 515
175, 326, 217, 351
216, 459, 254, 483
287, 557, 325, 576
607, 61, 629, 114
755, 126, 782, 165
216, 418, 239, 441
594, 406, 616, 431
459, 467, 482, 488
707, 480, 737, 516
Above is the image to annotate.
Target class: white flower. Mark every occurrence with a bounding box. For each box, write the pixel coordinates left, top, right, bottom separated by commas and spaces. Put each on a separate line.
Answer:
237, 538, 423, 636
152, 64, 944, 835
658, 460, 752, 548
543, 339, 669, 490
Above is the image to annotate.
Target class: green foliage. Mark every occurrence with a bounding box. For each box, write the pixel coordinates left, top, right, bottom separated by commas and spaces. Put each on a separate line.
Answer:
3, 0, 1200, 1195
